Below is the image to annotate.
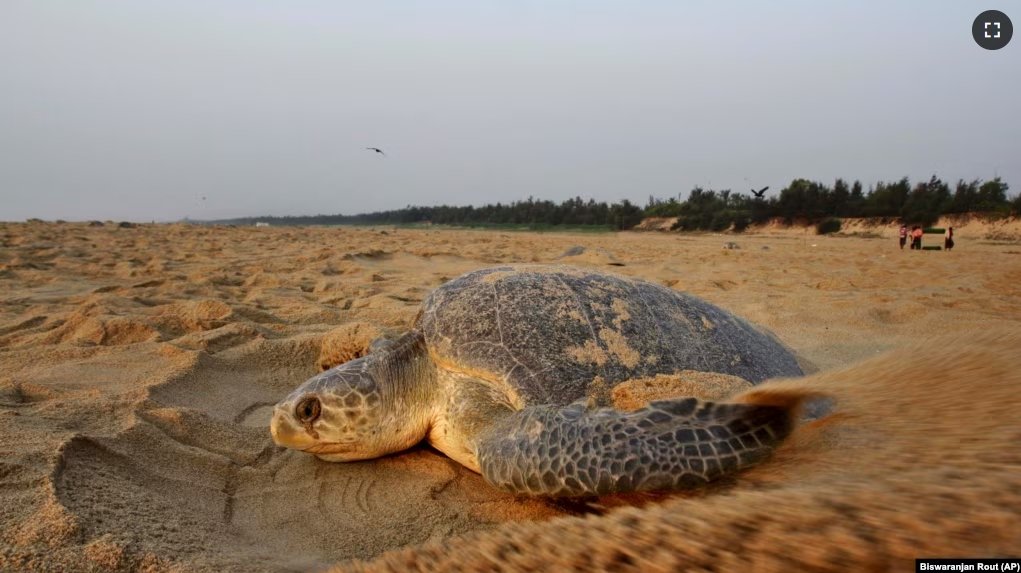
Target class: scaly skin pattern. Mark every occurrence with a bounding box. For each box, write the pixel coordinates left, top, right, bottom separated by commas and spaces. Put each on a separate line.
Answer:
475, 397, 791, 497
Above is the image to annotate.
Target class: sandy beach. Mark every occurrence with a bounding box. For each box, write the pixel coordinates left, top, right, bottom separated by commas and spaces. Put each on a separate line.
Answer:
2, 221, 1020, 572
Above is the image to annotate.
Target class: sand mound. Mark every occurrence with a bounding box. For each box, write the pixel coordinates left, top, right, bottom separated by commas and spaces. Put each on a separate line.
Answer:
556, 245, 625, 266
342, 249, 392, 261
346, 328, 1021, 572
739, 214, 1021, 241
317, 322, 396, 371
171, 322, 265, 354
31, 311, 161, 347
633, 217, 677, 232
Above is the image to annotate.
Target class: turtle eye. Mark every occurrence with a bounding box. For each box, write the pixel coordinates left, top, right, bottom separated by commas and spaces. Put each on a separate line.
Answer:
295, 396, 321, 424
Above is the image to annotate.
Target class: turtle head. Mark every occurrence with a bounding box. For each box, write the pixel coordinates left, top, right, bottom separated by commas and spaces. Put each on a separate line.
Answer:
270, 332, 436, 462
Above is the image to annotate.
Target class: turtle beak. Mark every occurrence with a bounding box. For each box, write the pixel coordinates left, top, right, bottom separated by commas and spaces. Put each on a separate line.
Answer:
270, 404, 311, 449
270, 406, 364, 461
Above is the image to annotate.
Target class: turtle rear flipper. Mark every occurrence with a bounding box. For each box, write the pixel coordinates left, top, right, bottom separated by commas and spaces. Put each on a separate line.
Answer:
475, 398, 794, 497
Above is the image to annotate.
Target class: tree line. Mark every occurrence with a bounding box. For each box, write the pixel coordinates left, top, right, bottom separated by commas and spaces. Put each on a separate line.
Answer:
644, 176, 1015, 231
214, 196, 645, 230
210, 176, 1018, 231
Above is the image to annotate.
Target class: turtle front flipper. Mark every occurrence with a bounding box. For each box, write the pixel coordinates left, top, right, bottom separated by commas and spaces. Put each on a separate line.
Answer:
475, 398, 794, 497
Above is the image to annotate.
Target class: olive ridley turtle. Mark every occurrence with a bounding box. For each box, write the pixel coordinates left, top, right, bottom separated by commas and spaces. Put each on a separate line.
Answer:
270, 265, 805, 497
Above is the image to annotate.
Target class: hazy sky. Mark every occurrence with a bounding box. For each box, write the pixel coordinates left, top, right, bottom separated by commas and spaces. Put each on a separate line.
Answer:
1, 1, 1019, 221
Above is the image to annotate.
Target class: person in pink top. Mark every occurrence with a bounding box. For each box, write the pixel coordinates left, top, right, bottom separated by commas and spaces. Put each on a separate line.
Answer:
911, 226, 923, 250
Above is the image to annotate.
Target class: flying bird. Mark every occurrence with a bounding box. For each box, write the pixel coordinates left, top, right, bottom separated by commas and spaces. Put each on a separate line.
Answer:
366, 147, 386, 156
750, 186, 769, 198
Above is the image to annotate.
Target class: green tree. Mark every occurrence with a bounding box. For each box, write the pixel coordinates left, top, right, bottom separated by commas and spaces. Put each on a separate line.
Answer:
862, 177, 910, 218
832, 178, 851, 217
976, 178, 1010, 211
949, 179, 979, 213
903, 176, 951, 226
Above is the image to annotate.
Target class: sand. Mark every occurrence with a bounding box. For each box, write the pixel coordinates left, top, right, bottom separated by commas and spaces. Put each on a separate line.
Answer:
637, 214, 1021, 241
1, 221, 1019, 572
